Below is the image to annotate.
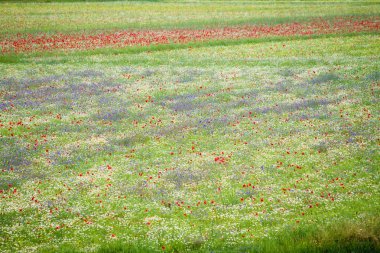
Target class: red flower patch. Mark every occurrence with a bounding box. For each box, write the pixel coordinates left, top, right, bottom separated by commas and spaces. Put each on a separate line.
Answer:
214, 156, 226, 164
1, 17, 378, 54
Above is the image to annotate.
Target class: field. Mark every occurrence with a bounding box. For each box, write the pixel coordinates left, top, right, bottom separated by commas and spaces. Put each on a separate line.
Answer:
0, 1, 380, 252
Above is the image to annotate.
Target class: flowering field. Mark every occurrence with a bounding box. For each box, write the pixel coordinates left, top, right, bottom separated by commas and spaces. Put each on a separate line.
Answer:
0, 1, 380, 253
1, 17, 380, 54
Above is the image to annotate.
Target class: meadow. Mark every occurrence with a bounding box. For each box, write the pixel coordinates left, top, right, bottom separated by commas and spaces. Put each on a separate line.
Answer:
0, 1, 379, 252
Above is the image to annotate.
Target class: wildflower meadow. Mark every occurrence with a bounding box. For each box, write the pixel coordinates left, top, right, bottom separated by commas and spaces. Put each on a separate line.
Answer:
0, 1, 379, 252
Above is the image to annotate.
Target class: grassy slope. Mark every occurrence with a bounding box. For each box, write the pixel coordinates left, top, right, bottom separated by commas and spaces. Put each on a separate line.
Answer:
0, 1, 380, 36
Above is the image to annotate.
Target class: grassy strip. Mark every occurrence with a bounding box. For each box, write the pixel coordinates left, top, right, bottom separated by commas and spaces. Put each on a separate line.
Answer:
1, 0, 379, 3
37, 217, 379, 252
2, 31, 378, 64
0, 2, 379, 36
1, 14, 378, 37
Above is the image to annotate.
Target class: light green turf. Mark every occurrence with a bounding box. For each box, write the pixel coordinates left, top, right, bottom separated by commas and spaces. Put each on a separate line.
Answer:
0, 1, 380, 36
0, 33, 379, 252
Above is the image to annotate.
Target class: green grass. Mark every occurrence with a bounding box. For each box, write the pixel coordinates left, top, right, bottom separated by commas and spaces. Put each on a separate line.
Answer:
0, 1, 379, 36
